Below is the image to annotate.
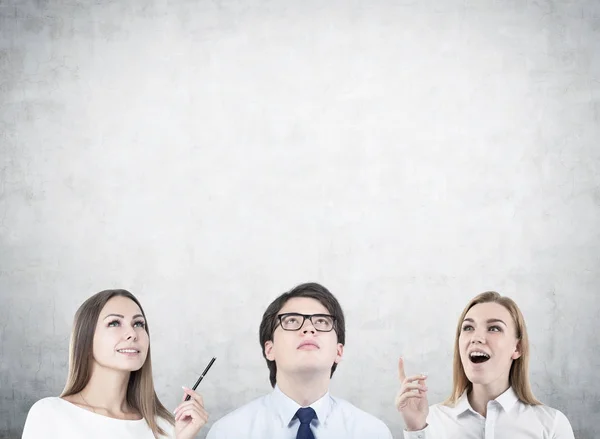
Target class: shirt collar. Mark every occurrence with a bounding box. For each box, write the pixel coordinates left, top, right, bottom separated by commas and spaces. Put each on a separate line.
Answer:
450, 387, 519, 418
271, 385, 333, 427
310, 389, 333, 426
450, 391, 473, 418
494, 386, 519, 413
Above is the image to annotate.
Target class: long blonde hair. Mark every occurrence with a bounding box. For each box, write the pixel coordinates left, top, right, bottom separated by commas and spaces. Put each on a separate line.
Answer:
61, 289, 174, 437
444, 291, 541, 406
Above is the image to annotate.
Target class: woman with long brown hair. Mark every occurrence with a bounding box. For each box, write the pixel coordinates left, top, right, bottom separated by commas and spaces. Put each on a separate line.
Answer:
22, 289, 208, 438
395, 291, 574, 438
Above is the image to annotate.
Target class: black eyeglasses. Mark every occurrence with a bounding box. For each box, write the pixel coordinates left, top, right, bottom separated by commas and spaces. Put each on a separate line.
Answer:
277, 313, 336, 332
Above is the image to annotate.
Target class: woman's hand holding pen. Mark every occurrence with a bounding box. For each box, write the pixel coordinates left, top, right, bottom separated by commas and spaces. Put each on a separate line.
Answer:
395, 357, 429, 431
174, 387, 209, 439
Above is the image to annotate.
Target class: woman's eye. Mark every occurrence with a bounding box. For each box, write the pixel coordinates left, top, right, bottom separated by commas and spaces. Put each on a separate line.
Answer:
462, 325, 473, 331
134, 321, 146, 328
108, 320, 120, 327
489, 326, 502, 332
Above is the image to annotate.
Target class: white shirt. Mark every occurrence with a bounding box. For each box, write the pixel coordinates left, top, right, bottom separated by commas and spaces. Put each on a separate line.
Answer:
206, 385, 392, 439
403, 387, 575, 439
22, 397, 175, 439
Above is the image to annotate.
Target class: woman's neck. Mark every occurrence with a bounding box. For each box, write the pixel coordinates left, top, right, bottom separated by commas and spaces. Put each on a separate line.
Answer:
71, 363, 137, 419
468, 381, 511, 418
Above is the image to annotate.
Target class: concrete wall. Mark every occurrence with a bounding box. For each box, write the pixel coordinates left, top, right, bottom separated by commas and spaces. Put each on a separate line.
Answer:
1, 0, 599, 437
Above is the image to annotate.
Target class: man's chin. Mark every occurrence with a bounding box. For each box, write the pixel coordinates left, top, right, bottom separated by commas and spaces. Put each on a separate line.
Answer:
281, 363, 325, 374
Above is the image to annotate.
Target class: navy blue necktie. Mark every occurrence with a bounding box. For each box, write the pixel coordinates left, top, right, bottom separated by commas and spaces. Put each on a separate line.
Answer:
295, 407, 316, 439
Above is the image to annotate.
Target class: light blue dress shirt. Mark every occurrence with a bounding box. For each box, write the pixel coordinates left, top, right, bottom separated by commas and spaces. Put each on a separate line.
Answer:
207, 385, 392, 439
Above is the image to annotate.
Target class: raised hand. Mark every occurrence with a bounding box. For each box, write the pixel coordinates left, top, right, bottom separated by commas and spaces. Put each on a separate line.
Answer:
394, 357, 429, 431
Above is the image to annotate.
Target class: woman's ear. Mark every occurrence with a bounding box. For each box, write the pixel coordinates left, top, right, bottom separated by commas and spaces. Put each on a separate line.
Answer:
512, 340, 522, 360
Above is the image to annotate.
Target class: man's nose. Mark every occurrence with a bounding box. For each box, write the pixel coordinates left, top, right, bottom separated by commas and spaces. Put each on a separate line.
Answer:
301, 318, 316, 333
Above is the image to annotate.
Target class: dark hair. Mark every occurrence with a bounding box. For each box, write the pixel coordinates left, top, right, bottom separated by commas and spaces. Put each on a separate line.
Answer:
259, 282, 346, 387
61, 289, 174, 437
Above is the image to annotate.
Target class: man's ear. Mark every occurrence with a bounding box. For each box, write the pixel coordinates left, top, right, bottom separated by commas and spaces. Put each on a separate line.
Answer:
265, 340, 275, 361
334, 343, 344, 364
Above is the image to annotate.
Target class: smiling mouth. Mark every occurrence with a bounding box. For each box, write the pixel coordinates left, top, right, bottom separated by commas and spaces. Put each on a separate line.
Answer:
469, 352, 490, 364
117, 349, 140, 354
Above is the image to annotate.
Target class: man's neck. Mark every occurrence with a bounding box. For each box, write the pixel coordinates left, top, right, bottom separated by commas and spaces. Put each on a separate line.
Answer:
276, 372, 330, 406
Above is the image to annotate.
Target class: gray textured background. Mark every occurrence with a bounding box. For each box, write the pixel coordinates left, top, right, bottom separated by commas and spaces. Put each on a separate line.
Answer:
1, 0, 599, 438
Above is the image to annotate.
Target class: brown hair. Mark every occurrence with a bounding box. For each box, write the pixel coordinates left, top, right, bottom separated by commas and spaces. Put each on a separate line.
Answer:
259, 282, 346, 387
60, 289, 174, 437
445, 291, 541, 406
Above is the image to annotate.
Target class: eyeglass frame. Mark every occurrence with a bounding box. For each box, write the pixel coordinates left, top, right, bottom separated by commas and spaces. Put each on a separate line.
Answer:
276, 313, 337, 332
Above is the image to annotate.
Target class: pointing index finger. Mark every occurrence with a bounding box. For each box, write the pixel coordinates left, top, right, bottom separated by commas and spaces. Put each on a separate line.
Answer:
398, 357, 406, 382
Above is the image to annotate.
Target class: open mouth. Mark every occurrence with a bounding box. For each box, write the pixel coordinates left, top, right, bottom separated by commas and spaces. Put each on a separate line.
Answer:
469, 351, 490, 364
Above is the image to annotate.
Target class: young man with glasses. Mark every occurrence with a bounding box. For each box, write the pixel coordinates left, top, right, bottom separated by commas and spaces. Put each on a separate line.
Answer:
206, 282, 392, 439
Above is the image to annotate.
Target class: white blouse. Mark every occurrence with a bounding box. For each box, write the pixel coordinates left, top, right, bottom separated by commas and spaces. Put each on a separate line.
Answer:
22, 397, 175, 439
403, 387, 575, 439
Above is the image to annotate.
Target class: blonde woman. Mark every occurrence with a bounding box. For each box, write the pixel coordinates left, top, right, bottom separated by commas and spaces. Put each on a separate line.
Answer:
22, 289, 208, 438
395, 291, 574, 439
